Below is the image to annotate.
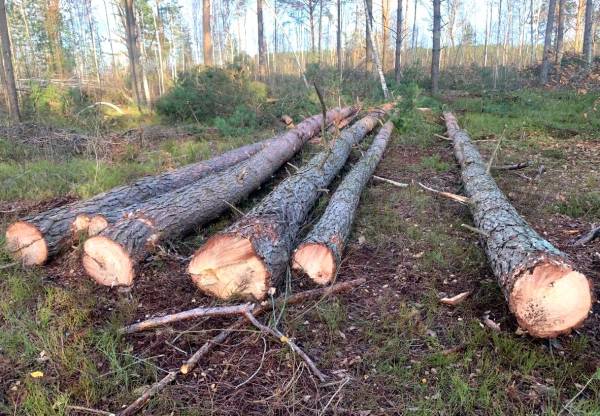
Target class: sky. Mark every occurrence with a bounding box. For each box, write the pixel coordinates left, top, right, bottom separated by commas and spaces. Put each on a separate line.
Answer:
90, 0, 493, 63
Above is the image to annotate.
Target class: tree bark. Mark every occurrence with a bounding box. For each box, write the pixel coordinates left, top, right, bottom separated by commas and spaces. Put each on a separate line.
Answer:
336, 0, 342, 72
365, 0, 373, 72
6, 138, 281, 266
203, 0, 213, 65
188, 104, 393, 301
395, 0, 403, 82
443, 112, 592, 338
364, 0, 390, 99
382, 0, 390, 72
540, 0, 557, 84
554, 0, 566, 66
123, 0, 144, 110
257, 0, 267, 77
82, 107, 357, 287
292, 121, 394, 285
431, 0, 441, 94
0, 0, 20, 122
582, 0, 594, 67
575, 0, 586, 51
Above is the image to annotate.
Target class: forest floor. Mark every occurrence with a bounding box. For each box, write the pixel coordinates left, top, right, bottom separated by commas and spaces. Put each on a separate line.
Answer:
0, 89, 599, 415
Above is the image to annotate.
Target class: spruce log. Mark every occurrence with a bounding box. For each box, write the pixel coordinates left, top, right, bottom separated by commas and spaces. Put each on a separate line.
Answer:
444, 112, 591, 338
292, 121, 394, 284
86, 112, 360, 237
188, 104, 393, 300
82, 106, 357, 286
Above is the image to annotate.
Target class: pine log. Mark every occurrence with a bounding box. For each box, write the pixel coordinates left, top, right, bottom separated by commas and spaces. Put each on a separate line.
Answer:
82, 106, 357, 287
444, 112, 592, 338
6, 142, 263, 266
188, 104, 393, 300
292, 121, 394, 285
87, 112, 360, 237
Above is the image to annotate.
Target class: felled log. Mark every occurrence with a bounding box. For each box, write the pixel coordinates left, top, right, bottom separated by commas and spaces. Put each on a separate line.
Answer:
82, 106, 357, 286
188, 104, 393, 300
444, 112, 591, 338
292, 121, 394, 284
86, 112, 359, 237
6, 142, 263, 266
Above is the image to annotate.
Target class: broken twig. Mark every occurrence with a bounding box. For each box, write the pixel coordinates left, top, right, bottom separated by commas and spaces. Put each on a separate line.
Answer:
418, 182, 471, 205
440, 290, 473, 306
373, 175, 408, 188
574, 225, 600, 246
492, 161, 531, 171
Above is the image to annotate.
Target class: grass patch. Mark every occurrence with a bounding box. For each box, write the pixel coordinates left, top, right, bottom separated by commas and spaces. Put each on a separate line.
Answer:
553, 191, 600, 220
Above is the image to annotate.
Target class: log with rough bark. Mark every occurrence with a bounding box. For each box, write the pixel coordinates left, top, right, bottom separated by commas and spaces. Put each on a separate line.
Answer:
444, 112, 592, 338
7, 108, 357, 266
188, 104, 393, 300
292, 121, 394, 285
87, 113, 358, 237
82, 107, 357, 287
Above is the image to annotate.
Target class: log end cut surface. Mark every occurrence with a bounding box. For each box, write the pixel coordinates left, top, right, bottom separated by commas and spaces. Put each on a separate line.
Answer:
292, 243, 336, 285
72, 214, 91, 235
83, 236, 134, 287
188, 235, 268, 300
509, 262, 592, 338
5, 221, 48, 265
88, 215, 109, 237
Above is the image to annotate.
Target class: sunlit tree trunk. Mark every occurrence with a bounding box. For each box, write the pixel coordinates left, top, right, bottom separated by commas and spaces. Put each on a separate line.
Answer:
540, 0, 557, 83
45, 0, 64, 77
257, 0, 267, 77
153, 0, 165, 95
337, 0, 342, 72
366, 0, 373, 72
582, 0, 594, 67
494, 0, 502, 89
483, 0, 490, 67
411, 0, 417, 51
575, 0, 586, 51
382, 0, 389, 72
555, 0, 565, 66
395, 0, 403, 81
123, 0, 144, 110
0, 0, 19, 122
85, 0, 101, 84
431, 0, 441, 94
203, 0, 213, 65
318, 0, 323, 63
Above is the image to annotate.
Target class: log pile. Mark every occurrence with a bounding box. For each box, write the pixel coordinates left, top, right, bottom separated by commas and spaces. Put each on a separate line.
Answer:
188, 104, 393, 300
6, 107, 356, 266
292, 121, 394, 284
444, 112, 592, 338
82, 106, 357, 286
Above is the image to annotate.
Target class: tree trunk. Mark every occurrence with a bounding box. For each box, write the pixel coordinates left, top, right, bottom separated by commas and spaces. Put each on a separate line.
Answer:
431, 0, 441, 94
363, 0, 390, 99
257, 0, 267, 77
540, 0, 557, 84
411, 0, 417, 51
554, 0, 566, 66
395, 0, 403, 82
336, 0, 342, 71
0, 0, 20, 122
582, 0, 594, 67
188, 104, 392, 300
382, 0, 390, 72
6, 139, 281, 266
365, 0, 373, 72
484, 0, 490, 67
443, 112, 592, 338
82, 107, 357, 287
292, 121, 394, 285
153, 0, 165, 95
203, 0, 213, 65
318, 0, 323, 63
575, 0, 586, 51
104, 0, 118, 81
530, 0, 535, 64
123, 0, 144, 110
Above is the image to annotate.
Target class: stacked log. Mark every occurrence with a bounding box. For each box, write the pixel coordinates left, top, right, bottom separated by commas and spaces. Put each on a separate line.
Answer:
292, 121, 394, 284
6, 108, 356, 266
82, 106, 357, 287
188, 104, 394, 301
444, 112, 591, 338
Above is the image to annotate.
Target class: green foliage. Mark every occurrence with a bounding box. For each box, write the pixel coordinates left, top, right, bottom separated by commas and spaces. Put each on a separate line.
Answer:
554, 191, 600, 220
214, 105, 259, 136
155, 66, 268, 123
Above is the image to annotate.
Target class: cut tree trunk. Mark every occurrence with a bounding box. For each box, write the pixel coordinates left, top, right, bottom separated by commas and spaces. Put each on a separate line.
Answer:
82, 107, 357, 287
87, 113, 358, 237
7, 140, 269, 266
444, 112, 591, 338
292, 121, 394, 285
188, 104, 393, 301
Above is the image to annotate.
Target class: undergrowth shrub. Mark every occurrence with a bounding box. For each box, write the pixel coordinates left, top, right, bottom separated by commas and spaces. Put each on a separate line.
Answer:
155, 66, 268, 123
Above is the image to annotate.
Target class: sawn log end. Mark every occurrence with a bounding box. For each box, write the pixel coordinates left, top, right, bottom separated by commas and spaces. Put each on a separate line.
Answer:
5, 221, 48, 266
83, 236, 134, 287
292, 243, 336, 285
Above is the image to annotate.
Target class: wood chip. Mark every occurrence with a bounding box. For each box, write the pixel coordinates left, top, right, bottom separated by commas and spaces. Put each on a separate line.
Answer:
440, 290, 473, 306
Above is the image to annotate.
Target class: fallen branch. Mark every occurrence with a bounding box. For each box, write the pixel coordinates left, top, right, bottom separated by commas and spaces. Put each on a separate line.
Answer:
65, 405, 116, 416
372, 175, 408, 188
492, 161, 531, 171
418, 182, 471, 205
118, 278, 365, 415
434, 133, 452, 141
76, 102, 124, 116
243, 311, 327, 382
120, 304, 254, 334
440, 290, 472, 306
574, 226, 600, 246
